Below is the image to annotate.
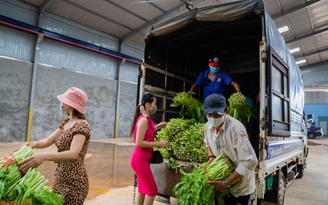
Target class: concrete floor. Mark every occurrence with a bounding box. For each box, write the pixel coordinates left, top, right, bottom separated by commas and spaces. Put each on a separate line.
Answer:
1, 137, 328, 205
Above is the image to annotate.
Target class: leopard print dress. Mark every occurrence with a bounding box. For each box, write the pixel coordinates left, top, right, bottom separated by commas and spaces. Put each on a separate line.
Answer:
52, 119, 90, 205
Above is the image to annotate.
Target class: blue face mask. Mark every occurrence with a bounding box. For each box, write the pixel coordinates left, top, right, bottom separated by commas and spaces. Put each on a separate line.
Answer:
210, 67, 220, 74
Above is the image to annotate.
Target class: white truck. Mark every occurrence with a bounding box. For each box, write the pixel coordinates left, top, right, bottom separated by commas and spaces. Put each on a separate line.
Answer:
138, 0, 308, 204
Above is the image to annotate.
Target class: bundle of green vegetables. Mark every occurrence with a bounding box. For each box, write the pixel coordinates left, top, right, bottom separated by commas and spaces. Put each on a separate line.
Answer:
173, 154, 236, 205
155, 118, 207, 168
170, 92, 206, 123
228, 93, 253, 126
0, 145, 63, 205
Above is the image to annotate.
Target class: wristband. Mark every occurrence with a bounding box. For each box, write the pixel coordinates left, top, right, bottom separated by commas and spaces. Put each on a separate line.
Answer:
207, 155, 216, 160
223, 180, 231, 188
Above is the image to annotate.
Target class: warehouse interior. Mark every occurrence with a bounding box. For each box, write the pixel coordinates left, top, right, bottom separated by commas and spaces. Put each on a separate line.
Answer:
1, 0, 328, 205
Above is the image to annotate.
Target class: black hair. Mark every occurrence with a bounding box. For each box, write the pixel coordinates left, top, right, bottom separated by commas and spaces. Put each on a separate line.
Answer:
129, 93, 155, 137
72, 109, 86, 120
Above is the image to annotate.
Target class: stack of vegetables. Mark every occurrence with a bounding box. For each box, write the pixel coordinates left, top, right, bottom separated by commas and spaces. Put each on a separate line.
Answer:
173, 154, 236, 205
0, 145, 63, 205
156, 118, 207, 167
228, 93, 253, 126
154, 92, 208, 168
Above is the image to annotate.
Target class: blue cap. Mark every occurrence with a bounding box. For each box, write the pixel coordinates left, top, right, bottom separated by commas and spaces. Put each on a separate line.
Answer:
203, 93, 227, 115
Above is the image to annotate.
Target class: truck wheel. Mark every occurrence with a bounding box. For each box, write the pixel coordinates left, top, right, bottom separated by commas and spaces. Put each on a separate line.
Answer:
263, 170, 285, 204
277, 171, 285, 205
296, 164, 304, 179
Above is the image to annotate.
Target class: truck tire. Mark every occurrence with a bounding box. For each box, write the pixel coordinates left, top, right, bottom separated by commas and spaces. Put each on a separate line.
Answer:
263, 170, 286, 205
296, 164, 304, 179
277, 171, 286, 205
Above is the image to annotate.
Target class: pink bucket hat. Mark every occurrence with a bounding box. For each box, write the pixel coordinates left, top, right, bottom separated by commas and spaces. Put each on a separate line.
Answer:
57, 87, 88, 114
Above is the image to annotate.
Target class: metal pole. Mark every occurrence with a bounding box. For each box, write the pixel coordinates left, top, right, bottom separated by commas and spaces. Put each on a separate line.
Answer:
26, 34, 43, 142
114, 44, 125, 138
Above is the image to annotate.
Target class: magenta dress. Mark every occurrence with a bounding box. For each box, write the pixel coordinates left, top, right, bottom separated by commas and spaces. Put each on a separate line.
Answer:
130, 114, 157, 196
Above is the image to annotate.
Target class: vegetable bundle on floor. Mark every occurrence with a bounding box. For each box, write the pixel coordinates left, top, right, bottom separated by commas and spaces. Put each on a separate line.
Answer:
173, 154, 236, 205
0, 145, 63, 205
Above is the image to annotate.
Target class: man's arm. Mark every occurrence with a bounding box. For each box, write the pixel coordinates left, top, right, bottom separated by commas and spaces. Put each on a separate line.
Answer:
188, 83, 197, 94
231, 81, 241, 93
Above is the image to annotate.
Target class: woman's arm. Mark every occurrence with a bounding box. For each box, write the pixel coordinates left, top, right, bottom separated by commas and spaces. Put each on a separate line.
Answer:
155, 121, 167, 130
135, 118, 168, 148
30, 129, 60, 149
19, 134, 86, 172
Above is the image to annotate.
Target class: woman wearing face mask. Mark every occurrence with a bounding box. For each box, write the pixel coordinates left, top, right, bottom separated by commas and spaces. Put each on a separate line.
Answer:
188, 55, 241, 101
203, 93, 258, 205
130, 93, 169, 205
18, 87, 90, 205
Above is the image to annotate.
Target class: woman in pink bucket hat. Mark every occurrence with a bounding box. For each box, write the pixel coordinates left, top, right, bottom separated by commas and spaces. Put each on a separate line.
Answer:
19, 87, 91, 205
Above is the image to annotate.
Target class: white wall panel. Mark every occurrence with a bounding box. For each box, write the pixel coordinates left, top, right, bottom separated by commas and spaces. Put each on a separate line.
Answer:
42, 12, 119, 51
0, 0, 38, 25
305, 92, 328, 104
0, 26, 35, 61
122, 41, 144, 59
302, 66, 328, 86
120, 62, 139, 84
38, 39, 118, 79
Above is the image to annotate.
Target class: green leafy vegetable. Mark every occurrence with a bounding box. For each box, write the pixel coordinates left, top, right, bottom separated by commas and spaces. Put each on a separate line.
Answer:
171, 92, 206, 123
173, 154, 236, 205
0, 145, 63, 205
155, 118, 207, 168
228, 93, 253, 126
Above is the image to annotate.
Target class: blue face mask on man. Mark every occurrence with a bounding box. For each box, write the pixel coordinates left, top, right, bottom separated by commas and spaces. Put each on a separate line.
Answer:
210, 67, 220, 74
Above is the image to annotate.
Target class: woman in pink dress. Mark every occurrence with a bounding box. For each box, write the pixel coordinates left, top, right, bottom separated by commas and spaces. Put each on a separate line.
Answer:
130, 93, 169, 205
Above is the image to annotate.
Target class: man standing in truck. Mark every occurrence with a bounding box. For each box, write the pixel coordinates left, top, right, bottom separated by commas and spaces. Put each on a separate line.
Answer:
188, 55, 241, 101
203, 93, 258, 205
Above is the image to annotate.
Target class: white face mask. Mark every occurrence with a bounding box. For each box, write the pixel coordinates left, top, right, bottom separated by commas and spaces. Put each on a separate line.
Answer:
60, 102, 68, 115
207, 115, 225, 127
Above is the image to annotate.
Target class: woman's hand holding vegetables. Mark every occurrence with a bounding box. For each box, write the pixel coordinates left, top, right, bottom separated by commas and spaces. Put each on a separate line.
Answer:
14, 142, 36, 152
18, 153, 46, 172
207, 180, 226, 192
158, 140, 169, 148
156, 121, 167, 130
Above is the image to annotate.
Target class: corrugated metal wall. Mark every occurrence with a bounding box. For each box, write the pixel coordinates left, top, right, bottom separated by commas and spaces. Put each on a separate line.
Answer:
0, 27, 35, 61
302, 66, 328, 87
0, 0, 38, 25
38, 39, 118, 79
304, 92, 328, 104
0, 0, 142, 142
41, 12, 120, 52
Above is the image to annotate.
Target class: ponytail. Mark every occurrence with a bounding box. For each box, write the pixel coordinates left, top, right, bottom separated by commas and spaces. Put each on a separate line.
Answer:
129, 93, 155, 138
129, 104, 142, 137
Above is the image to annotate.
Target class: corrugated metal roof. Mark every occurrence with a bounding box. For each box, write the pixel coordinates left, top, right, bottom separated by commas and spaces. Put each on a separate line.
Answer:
18, 0, 328, 72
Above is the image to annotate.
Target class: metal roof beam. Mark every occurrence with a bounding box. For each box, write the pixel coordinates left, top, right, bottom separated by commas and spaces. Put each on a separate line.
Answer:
286, 26, 328, 44
294, 47, 328, 59
271, 0, 322, 19
122, 0, 204, 41
300, 59, 328, 70
143, 0, 166, 13
39, 0, 59, 13
62, 0, 132, 30
103, 0, 148, 22
304, 81, 328, 87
